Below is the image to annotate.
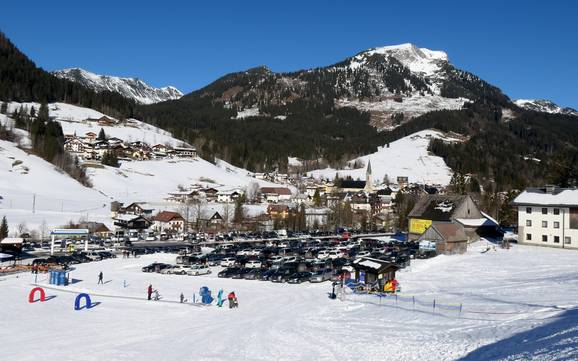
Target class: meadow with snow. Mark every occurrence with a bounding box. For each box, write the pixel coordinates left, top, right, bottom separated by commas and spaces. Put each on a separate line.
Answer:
1, 242, 577, 361
308, 129, 456, 186
0, 102, 281, 233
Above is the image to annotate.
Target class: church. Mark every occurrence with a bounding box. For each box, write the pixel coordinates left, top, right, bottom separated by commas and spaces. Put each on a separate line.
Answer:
338, 160, 374, 193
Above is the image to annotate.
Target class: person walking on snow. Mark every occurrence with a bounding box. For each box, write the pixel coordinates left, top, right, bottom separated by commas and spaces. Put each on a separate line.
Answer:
227, 291, 238, 309
98, 271, 103, 284
153, 289, 160, 301
180, 293, 185, 303
147, 284, 153, 300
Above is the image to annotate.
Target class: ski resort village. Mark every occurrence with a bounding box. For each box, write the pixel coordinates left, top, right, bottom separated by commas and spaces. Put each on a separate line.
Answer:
1, 9, 578, 360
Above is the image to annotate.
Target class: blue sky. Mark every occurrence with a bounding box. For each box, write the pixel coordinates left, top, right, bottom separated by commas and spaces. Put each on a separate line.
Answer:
1, 0, 576, 108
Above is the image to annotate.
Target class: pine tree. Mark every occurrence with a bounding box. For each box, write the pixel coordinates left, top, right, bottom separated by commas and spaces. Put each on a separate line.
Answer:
38, 102, 49, 122
312, 188, 322, 207
233, 194, 246, 224
0, 216, 8, 239
98, 128, 106, 141
0, 102, 7, 114
102, 151, 119, 167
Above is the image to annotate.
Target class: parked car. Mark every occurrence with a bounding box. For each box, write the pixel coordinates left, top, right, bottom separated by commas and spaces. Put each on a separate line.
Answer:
231, 268, 251, 279
142, 263, 171, 273
270, 268, 295, 283
97, 251, 116, 259
245, 260, 262, 269
162, 265, 190, 275
309, 269, 332, 283
242, 268, 262, 280
256, 268, 277, 281
188, 264, 211, 276
81, 251, 103, 261
220, 257, 236, 267
287, 272, 312, 284
218, 267, 240, 278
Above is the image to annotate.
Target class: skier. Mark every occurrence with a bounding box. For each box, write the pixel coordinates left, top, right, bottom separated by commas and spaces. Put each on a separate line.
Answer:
98, 271, 103, 284
147, 284, 153, 300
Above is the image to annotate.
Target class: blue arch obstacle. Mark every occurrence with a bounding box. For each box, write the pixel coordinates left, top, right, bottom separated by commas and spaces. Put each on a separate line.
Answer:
74, 293, 92, 310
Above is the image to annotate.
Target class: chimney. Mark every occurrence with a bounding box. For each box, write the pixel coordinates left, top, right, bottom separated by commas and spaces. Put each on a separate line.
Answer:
545, 185, 556, 194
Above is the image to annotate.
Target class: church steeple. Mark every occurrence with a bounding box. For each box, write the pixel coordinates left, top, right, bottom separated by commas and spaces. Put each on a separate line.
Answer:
364, 159, 373, 192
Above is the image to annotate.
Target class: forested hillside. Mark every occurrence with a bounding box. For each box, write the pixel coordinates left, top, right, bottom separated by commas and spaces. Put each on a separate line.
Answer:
0, 32, 135, 118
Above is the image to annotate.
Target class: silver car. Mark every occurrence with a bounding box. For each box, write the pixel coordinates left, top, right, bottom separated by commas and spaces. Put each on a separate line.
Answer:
309, 269, 332, 283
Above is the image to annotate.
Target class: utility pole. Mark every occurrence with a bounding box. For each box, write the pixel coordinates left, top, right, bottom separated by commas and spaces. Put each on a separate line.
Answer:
32, 194, 36, 214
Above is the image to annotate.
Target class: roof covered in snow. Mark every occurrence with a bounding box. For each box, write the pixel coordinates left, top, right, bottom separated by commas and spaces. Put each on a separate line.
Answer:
513, 187, 578, 207
408, 194, 469, 221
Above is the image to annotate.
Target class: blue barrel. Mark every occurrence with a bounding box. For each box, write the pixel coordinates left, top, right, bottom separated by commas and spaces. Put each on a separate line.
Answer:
49, 271, 56, 285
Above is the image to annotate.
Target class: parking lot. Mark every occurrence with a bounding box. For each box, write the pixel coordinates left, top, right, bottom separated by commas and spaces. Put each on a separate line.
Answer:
138, 234, 428, 286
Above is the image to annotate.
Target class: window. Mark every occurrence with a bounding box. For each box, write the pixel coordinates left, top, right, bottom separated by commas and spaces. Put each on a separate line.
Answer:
554, 208, 560, 215
542, 221, 548, 228
526, 220, 532, 227
554, 222, 560, 229
542, 235, 548, 242
526, 207, 532, 214
554, 236, 560, 243
526, 233, 532, 241
565, 237, 572, 244
542, 208, 548, 215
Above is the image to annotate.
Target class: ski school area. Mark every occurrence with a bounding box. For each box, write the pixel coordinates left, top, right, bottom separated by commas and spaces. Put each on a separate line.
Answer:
1, 242, 578, 361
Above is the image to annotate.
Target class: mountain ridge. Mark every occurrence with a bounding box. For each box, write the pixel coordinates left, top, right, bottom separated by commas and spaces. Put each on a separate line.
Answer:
53, 67, 183, 105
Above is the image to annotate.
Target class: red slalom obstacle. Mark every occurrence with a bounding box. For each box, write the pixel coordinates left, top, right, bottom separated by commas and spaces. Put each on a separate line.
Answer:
29, 287, 46, 303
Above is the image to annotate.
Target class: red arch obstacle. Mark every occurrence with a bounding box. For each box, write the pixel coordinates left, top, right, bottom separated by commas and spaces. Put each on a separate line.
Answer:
28, 287, 46, 303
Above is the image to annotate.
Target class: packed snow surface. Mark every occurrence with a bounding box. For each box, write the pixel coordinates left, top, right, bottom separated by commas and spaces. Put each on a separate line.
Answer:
308, 129, 455, 186
2, 242, 578, 360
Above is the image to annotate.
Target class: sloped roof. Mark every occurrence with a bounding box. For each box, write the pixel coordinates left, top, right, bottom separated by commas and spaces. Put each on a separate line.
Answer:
429, 223, 468, 243
260, 187, 292, 195
408, 194, 468, 221
154, 211, 184, 222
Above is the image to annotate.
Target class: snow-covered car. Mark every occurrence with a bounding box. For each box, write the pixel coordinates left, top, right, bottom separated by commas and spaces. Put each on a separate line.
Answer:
283, 256, 298, 263
162, 265, 190, 275
187, 264, 211, 276
317, 250, 330, 260
220, 257, 236, 267
245, 260, 262, 269
236, 249, 252, 256
270, 256, 284, 264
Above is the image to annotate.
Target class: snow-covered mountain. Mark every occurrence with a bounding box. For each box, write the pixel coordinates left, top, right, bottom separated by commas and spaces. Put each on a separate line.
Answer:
53, 68, 183, 104
514, 99, 578, 116
178, 43, 507, 130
